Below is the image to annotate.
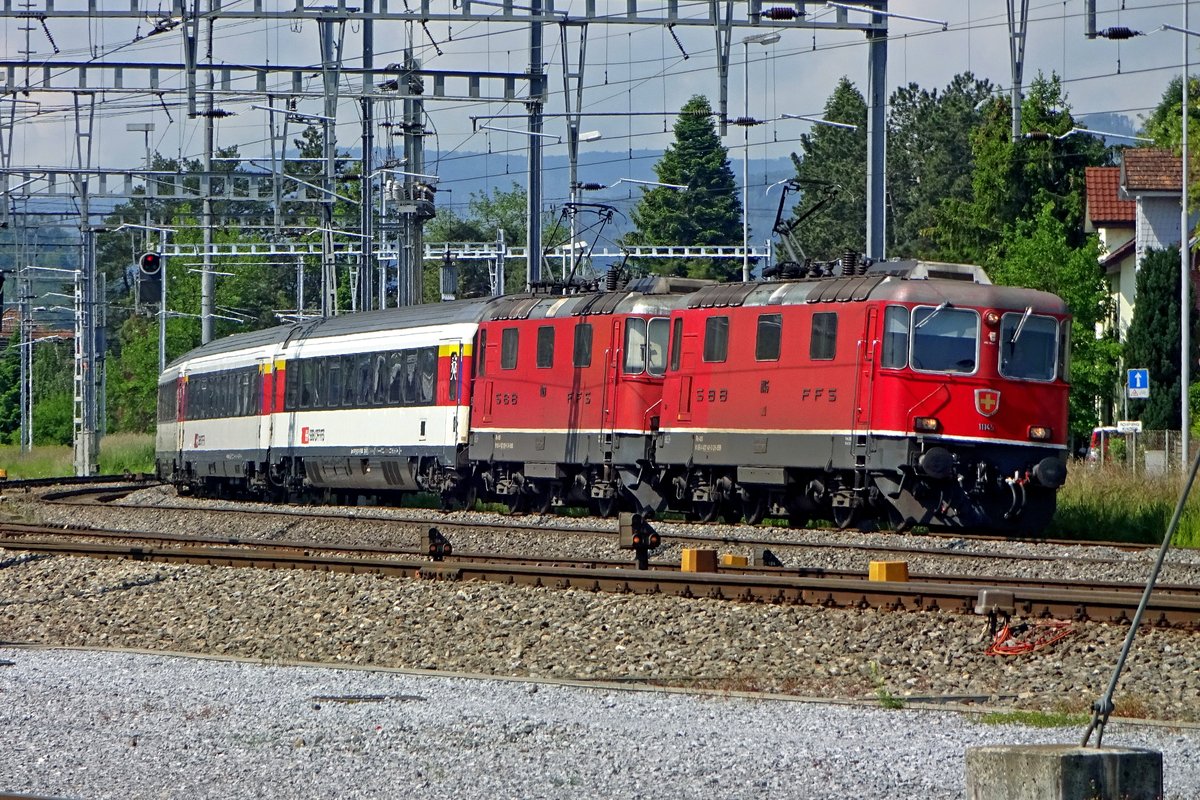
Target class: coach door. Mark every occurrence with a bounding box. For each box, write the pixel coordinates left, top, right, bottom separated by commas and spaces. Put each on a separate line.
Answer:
853, 306, 880, 433
598, 317, 622, 450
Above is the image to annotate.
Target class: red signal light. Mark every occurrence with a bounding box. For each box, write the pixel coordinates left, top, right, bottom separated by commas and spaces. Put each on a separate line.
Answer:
139, 252, 162, 276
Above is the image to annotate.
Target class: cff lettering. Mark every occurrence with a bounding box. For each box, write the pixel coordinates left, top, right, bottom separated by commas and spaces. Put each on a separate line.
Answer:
800, 388, 838, 402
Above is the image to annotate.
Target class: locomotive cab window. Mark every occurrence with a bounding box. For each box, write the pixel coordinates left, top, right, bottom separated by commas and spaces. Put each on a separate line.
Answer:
573, 323, 593, 368
624, 318, 648, 374
501, 327, 519, 370
810, 313, 838, 360
536, 326, 555, 368
911, 305, 978, 373
703, 316, 729, 363
999, 310, 1058, 381
647, 317, 669, 376
881, 306, 910, 369
755, 314, 782, 361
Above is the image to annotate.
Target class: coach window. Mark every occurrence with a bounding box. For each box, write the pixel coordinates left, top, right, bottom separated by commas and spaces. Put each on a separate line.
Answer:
537, 326, 555, 368
810, 312, 838, 360
372, 353, 388, 405
624, 318, 647, 374
501, 327, 519, 370
285, 365, 299, 410
325, 357, 342, 410
755, 314, 782, 362
647, 317, 669, 376
573, 323, 593, 368
387, 352, 405, 404
358, 355, 374, 407
299, 360, 316, 409
703, 316, 729, 363
881, 306, 910, 369
403, 351, 419, 405
419, 347, 437, 404
669, 318, 683, 371
911, 305, 978, 374
999, 311, 1058, 381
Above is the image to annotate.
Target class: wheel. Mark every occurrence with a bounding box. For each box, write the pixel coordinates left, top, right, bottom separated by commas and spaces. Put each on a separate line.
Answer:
529, 481, 554, 515
720, 504, 743, 524
591, 494, 619, 518
508, 491, 528, 514
441, 482, 477, 512
689, 500, 720, 523
831, 504, 859, 531
743, 491, 767, 526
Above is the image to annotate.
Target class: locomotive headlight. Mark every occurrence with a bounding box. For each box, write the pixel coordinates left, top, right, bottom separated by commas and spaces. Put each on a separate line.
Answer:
1028, 425, 1052, 441
913, 416, 941, 433
984, 310, 1001, 327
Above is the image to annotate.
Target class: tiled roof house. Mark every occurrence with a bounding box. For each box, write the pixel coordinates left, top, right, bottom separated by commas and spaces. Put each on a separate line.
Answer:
1086, 149, 1200, 343
1084, 166, 1136, 339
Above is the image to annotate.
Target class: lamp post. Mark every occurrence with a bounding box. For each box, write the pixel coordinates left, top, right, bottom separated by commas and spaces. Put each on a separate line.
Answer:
741, 32, 780, 283
1162, 17, 1196, 473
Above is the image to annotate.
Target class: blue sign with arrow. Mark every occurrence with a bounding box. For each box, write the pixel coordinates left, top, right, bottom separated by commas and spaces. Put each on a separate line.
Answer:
1128, 368, 1150, 399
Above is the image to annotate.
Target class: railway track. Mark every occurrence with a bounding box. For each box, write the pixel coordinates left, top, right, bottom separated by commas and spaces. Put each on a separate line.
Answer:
21, 483, 1162, 573
3, 521, 1198, 629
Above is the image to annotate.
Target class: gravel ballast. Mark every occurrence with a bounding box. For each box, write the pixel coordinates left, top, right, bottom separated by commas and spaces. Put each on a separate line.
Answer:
2, 647, 1198, 800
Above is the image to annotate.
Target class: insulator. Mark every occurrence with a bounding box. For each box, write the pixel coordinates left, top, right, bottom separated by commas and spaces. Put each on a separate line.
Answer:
605, 267, 620, 292
579, 182, 606, 191
761, 7, 798, 20
1098, 26, 1141, 40
731, 116, 761, 127
841, 250, 858, 274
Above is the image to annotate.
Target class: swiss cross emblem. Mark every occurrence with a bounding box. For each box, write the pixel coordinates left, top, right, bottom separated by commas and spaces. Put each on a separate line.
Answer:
975, 389, 1001, 417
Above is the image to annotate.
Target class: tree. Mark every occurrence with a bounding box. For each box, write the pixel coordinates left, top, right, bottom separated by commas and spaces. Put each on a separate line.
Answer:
425, 184, 528, 299
0, 334, 18, 443
625, 95, 742, 280
887, 73, 994, 257
785, 77, 868, 260
30, 339, 73, 445
932, 73, 1109, 264
1142, 75, 1200, 152
988, 202, 1120, 438
1124, 246, 1196, 430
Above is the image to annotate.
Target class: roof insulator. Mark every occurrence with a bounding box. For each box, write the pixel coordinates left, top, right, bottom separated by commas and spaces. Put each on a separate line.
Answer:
761, 7, 799, 20
1097, 26, 1142, 40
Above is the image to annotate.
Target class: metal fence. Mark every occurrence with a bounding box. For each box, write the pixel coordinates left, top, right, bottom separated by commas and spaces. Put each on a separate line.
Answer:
1093, 429, 1184, 476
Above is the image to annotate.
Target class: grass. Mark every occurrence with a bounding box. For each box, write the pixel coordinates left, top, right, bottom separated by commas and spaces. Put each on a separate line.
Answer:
867, 661, 905, 710
981, 710, 1090, 728
1050, 460, 1200, 547
0, 432, 155, 479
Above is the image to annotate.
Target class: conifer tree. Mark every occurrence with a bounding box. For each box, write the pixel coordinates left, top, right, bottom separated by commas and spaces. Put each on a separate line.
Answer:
625, 95, 742, 280
1125, 246, 1197, 431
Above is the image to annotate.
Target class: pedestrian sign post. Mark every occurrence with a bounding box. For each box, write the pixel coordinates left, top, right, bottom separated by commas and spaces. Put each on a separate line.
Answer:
1128, 369, 1150, 399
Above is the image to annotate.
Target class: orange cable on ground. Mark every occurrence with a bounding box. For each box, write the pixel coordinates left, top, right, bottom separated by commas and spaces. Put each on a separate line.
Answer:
985, 620, 1075, 656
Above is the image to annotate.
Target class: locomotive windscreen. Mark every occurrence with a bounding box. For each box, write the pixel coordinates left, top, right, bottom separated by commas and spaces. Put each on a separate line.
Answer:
910, 306, 979, 373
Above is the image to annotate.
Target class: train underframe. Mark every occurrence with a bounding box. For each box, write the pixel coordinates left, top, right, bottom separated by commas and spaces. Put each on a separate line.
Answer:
657, 435, 1068, 534
158, 433, 1067, 535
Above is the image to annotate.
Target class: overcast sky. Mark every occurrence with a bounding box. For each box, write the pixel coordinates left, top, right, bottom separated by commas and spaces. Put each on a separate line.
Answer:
0, 1, 1196, 211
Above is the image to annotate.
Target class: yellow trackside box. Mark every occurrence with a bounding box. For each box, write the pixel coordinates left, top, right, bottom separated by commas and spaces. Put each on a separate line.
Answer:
681, 548, 718, 573
868, 561, 909, 582
720, 553, 749, 567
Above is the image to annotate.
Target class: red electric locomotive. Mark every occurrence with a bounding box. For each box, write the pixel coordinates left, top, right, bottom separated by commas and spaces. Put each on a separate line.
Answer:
468, 276, 708, 514
653, 260, 1070, 534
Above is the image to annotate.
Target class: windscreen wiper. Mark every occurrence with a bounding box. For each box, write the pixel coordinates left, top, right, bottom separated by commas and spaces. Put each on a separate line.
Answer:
1010, 306, 1033, 347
